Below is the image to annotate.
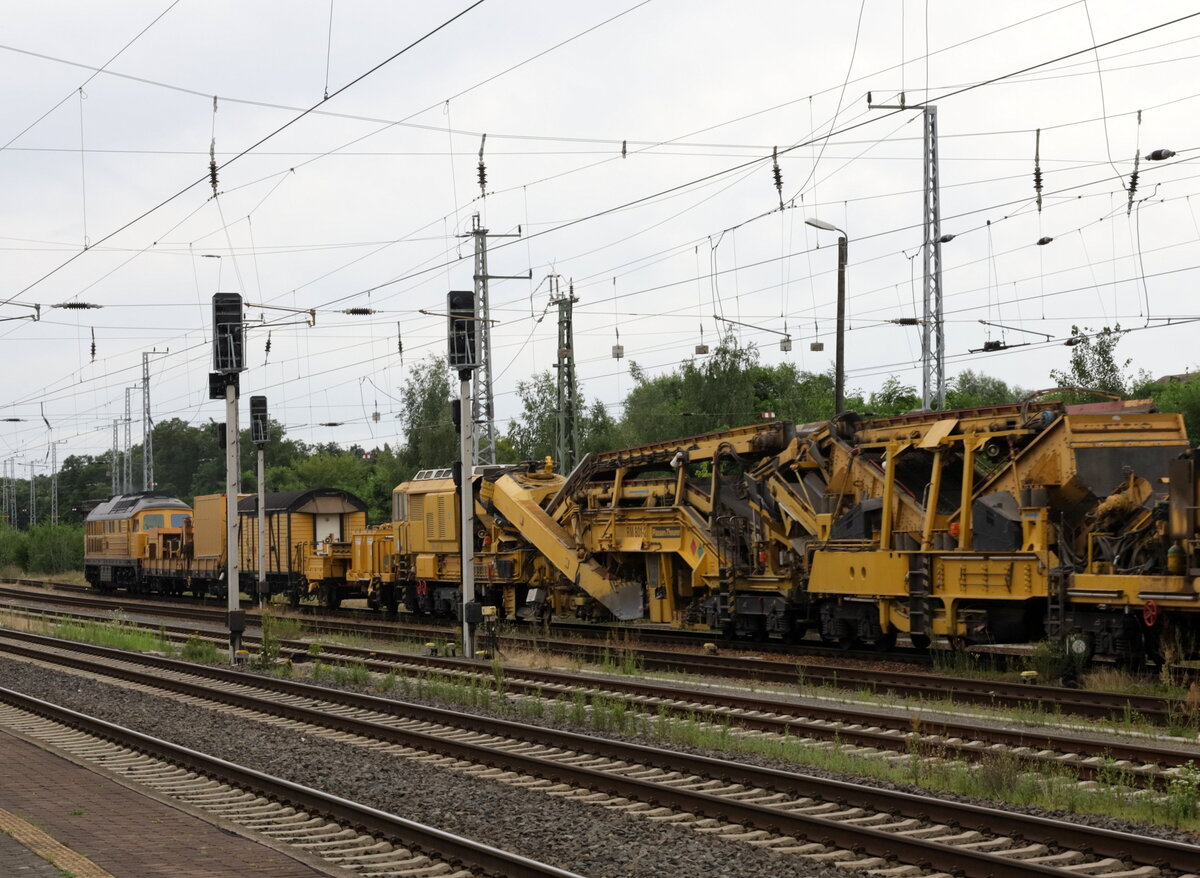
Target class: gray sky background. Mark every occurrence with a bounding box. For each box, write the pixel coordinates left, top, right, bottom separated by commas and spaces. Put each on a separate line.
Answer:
3, 0, 1200, 470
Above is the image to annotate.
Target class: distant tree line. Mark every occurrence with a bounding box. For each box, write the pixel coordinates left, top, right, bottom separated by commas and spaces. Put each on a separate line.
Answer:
8, 325, 1200, 530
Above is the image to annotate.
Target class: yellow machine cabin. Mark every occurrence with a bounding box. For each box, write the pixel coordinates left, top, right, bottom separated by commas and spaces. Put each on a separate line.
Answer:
372, 462, 640, 620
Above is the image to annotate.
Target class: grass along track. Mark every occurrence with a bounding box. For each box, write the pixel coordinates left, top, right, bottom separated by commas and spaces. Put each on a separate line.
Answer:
3, 631, 1200, 878
3, 624, 1200, 835
3, 602, 1200, 798
0, 580, 1191, 727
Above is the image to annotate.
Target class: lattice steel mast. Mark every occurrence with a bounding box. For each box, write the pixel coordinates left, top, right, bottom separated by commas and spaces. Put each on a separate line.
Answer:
869, 98, 947, 409
457, 213, 526, 464
143, 349, 166, 490
124, 387, 134, 493
550, 277, 579, 472
921, 106, 946, 409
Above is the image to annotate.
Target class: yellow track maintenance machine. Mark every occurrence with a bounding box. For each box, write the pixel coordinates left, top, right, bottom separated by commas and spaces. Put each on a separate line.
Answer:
346, 460, 641, 621
538, 398, 1199, 665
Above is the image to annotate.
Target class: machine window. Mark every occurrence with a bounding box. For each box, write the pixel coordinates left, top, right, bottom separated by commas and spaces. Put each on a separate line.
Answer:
143, 514, 165, 529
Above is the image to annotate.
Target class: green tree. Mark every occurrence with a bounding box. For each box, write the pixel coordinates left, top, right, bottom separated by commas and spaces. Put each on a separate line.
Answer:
290, 450, 371, 499
398, 356, 458, 472
581, 400, 619, 456
1148, 375, 1200, 445
945, 369, 1022, 409
361, 444, 407, 522
620, 331, 761, 444
0, 524, 29, 570
150, 418, 223, 501
866, 376, 920, 417
507, 371, 559, 462
754, 364, 839, 423
55, 454, 112, 522
505, 371, 615, 469
1050, 325, 1148, 398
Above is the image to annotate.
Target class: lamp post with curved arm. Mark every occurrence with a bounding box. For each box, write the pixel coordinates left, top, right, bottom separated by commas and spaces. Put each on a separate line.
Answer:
805, 218, 848, 415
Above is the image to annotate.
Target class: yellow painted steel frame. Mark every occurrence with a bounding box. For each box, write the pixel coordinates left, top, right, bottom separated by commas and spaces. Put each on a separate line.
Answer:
572, 504, 724, 623
1068, 574, 1200, 610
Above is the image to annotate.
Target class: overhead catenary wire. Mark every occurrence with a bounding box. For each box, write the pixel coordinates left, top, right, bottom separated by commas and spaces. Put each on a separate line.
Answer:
6, 10, 1200, 458
0, 0, 492, 310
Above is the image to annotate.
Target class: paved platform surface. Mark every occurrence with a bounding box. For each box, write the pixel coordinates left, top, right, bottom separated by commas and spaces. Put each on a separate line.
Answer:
0, 829, 66, 877
0, 727, 333, 878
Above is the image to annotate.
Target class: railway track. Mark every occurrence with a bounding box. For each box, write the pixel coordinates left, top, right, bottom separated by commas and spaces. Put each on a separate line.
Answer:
2, 578, 936, 663
0, 623, 1195, 795
0, 686, 581, 878
0, 581, 1186, 725
1, 630, 1199, 878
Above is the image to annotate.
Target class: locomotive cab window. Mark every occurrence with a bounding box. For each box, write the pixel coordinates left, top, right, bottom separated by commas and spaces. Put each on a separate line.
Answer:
171, 513, 189, 528
143, 514, 165, 530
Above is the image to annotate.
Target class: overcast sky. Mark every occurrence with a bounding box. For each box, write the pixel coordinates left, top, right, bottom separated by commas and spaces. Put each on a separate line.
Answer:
3, 0, 1200, 473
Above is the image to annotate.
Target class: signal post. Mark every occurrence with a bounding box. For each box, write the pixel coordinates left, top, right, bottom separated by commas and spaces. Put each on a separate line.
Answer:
448, 290, 480, 658
210, 293, 246, 661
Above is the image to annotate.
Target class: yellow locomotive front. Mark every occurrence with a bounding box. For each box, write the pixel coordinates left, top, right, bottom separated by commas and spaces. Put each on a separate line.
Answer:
84, 491, 192, 593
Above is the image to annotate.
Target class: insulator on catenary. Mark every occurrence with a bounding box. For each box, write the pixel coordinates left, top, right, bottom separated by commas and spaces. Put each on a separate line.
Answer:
208, 96, 219, 196
771, 146, 783, 210
208, 139, 218, 196
1033, 129, 1043, 214
343, 307, 375, 315
621, 140, 627, 159
1126, 112, 1143, 215
90, 327, 96, 362
1127, 150, 1140, 216
477, 133, 487, 197
264, 331, 272, 364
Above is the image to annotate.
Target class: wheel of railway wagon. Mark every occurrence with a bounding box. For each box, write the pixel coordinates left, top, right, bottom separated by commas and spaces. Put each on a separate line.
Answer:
1118, 644, 1147, 673
908, 633, 931, 650
873, 630, 898, 652
321, 581, 341, 610
381, 583, 399, 619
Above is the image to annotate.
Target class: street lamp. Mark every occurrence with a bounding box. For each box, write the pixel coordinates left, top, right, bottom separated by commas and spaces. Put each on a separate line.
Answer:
805, 217, 848, 416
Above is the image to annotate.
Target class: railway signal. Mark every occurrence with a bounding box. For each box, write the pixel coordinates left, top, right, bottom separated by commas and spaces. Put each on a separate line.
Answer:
211, 293, 246, 662
448, 290, 480, 659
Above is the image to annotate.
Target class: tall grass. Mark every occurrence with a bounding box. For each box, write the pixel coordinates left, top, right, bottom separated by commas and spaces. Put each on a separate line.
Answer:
52, 618, 173, 653
0, 523, 84, 574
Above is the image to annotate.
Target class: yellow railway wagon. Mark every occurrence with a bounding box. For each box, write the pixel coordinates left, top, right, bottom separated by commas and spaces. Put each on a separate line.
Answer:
236, 488, 368, 606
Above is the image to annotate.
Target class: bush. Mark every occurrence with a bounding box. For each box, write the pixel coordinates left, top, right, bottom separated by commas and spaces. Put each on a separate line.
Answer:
0, 525, 30, 570
25, 524, 84, 574
181, 635, 221, 663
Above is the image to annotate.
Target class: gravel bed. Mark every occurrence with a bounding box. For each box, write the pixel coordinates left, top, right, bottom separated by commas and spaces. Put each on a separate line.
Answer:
0, 657, 844, 878
587, 665, 1200, 754
249, 660, 1200, 847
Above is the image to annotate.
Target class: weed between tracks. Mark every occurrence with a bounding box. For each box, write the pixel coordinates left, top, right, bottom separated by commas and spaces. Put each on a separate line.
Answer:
50, 617, 173, 653
314, 659, 1200, 831
4, 606, 1199, 829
